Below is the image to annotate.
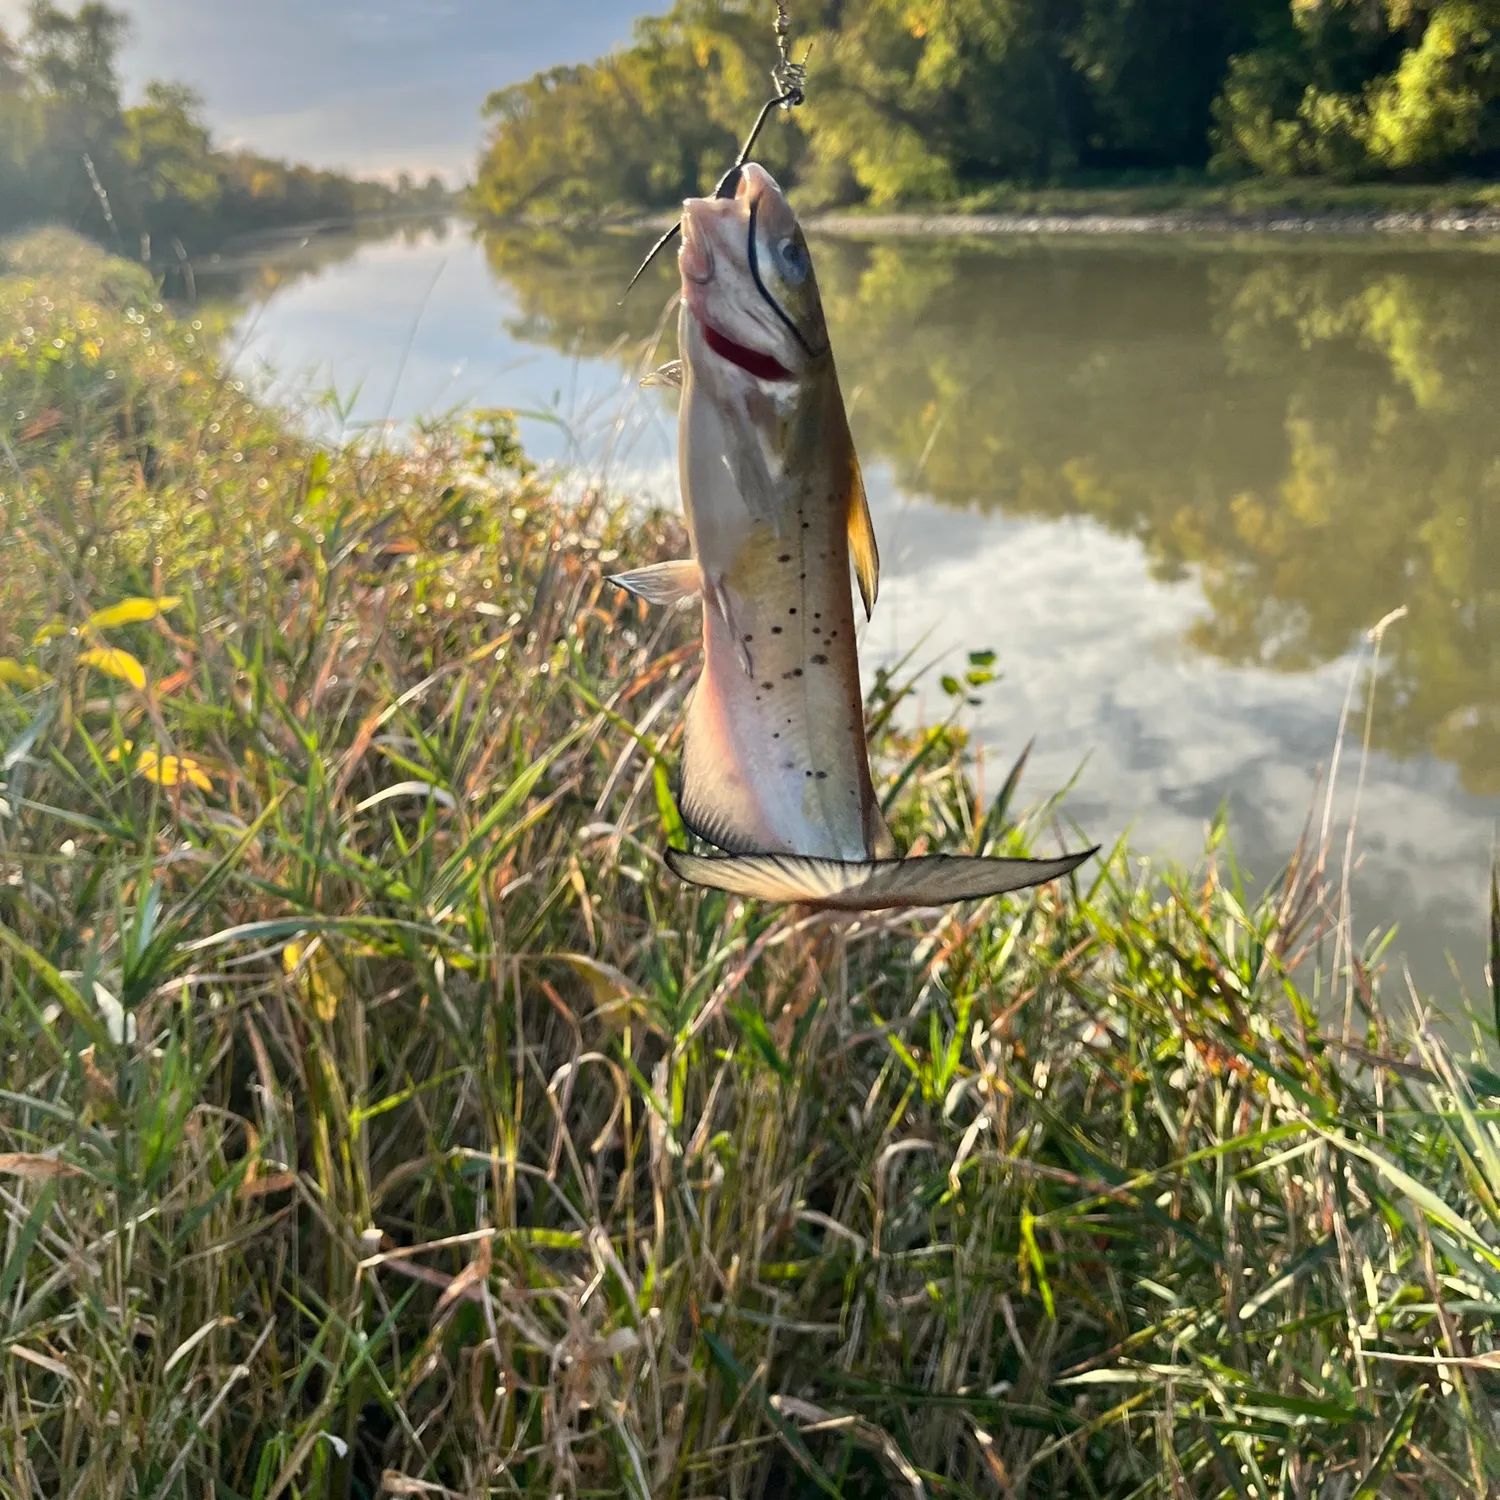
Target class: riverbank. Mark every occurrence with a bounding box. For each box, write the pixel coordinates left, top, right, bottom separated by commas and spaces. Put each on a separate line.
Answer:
532, 177, 1500, 240
3, 229, 1499, 1498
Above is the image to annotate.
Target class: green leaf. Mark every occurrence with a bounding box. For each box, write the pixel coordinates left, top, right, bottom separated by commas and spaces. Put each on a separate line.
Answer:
0, 1181, 59, 1313
729, 1004, 791, 1083
654, 761, 685, 845
1350, 1385, 1423, 1499
0, 925, 111, 1049
701, 1332, 843, 1499
1019, 1210, 1055, 1318
1323, 1127, 1500, 1268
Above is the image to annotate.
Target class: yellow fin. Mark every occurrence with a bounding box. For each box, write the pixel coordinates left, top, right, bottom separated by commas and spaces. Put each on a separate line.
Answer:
847, 453, 879, 620
664, 847, 1098, 910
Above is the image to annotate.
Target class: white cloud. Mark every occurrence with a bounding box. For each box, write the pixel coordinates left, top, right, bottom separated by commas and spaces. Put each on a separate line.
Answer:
2, 0, 653, 179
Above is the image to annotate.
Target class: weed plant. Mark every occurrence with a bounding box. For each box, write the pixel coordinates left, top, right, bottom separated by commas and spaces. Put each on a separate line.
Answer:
2, 230, 1499, 1498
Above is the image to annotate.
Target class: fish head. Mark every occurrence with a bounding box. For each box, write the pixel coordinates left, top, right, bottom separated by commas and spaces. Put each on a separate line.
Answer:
679, 162, 829, 387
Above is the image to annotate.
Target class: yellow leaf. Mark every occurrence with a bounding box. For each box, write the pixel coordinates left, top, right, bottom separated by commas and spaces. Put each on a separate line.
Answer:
136, 750, 213, 792
0, 659, 50, 691
283, 938, 342, 1022
78, 648, 146, 691
87, 596, 181, 632
31, 619, 67, 647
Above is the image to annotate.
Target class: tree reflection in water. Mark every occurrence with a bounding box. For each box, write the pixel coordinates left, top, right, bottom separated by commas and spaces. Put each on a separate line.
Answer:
484, 227, 1500, 799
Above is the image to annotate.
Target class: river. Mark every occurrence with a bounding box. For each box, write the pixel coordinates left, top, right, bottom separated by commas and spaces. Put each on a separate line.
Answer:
200, 217, 1500, 1008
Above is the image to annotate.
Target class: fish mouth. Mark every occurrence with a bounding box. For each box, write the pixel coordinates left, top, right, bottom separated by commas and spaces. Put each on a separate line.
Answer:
699, 318, 794, 382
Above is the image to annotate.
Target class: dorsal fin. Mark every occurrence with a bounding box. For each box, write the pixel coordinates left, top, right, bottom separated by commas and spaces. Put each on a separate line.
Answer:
847, 451, 879, 620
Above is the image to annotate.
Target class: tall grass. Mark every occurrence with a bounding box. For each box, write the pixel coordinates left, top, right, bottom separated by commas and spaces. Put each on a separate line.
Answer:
2, 228, 1499, 1498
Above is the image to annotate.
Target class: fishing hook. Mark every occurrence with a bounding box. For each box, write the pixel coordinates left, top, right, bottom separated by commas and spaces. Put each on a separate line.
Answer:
620, 3, 809, 303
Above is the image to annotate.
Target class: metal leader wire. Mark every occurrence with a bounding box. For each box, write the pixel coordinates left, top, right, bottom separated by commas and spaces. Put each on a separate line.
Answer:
620, 3, 809, 303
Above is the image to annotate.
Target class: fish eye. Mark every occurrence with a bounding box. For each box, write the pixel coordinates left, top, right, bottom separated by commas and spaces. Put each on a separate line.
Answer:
775, 236, 810, 285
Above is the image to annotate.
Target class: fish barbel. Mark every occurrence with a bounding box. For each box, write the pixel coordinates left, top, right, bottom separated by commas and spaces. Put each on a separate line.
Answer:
612, 164, 1095, 907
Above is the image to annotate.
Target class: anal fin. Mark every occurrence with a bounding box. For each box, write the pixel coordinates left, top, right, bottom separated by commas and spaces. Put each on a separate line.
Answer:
607, 559, 702, 607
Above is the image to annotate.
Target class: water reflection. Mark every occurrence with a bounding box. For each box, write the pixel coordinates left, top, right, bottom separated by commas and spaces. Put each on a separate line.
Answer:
218, 221, 1498, 995
187, 213, 459, 311
485, 228, 1500, 804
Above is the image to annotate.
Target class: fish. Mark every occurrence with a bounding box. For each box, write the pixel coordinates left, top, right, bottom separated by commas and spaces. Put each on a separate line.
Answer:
611, 163, 1096, 908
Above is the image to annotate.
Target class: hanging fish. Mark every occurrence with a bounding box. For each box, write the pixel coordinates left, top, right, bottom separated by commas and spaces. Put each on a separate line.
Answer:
612, 164, 1095, 908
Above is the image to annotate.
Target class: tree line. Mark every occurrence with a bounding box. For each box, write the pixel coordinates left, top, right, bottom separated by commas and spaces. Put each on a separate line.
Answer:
0, 3, 450, 257
472, 0, 1500, 217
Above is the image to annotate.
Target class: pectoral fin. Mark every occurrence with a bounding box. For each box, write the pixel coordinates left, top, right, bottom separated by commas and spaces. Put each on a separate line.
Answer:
641, 359, 683, 389
664, 847, 1098, 910
607, 559, 702, 607
724, 441, 780, 533
710, 573, 754, 677
847, 454, 879, 620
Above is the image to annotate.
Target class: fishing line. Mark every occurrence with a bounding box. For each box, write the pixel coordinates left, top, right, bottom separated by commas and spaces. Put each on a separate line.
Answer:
620, 2, 810, 303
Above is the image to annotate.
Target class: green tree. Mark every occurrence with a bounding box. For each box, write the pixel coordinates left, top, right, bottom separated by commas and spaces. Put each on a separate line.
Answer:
22, 1, 132, 237
1365, 0, 1500, 167
120, 81, 222, 244
1213, 0, 1500, 176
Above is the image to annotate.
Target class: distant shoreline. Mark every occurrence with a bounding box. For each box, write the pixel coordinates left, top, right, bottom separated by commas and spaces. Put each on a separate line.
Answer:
595, 205, 1500, 239
805, 207, 1500, 237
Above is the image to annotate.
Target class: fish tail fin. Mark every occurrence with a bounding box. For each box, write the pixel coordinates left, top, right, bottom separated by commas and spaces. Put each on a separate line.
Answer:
663, 847, 1097, 910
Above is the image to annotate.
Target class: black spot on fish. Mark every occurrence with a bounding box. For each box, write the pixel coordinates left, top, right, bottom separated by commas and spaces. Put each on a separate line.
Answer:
815, 771, 828, 780
784, 760, 795, 770
814, 612, 821, 620
744, 634, 753, 642
771, 626, 782, 635
778, 553, 791, 563
811, 654, 828, 665
804, 770, 812, 778
788, 608, 797, 616
801, 520, 810, 529
772, 732, 780, 739
761, 681, 773, 691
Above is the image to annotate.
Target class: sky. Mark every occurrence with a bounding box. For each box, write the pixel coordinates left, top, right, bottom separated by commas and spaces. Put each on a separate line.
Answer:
0, 0, 657, 183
